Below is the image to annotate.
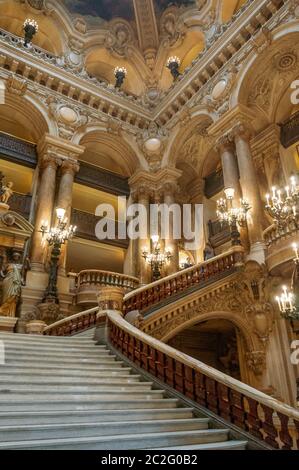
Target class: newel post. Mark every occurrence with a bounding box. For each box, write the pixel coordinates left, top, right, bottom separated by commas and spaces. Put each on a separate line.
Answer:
96, 286, 125, 343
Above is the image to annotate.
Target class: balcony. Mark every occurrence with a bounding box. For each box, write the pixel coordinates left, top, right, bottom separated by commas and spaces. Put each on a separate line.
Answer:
263, 218, 299, 274
70, 270, 139, 306
208, 219, 231, 249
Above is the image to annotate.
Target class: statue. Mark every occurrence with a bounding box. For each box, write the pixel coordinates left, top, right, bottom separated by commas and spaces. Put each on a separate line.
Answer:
0, 252, 22, 318
0, 181, 14, 205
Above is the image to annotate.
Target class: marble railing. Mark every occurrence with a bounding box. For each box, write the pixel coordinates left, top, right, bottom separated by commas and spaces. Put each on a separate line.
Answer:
107, 310, 299, 450
44, 306, 100, 336
72, 270, 140, 306
123, 246, 244, 316
263, 219, 299, 272
263, 219, 299, 246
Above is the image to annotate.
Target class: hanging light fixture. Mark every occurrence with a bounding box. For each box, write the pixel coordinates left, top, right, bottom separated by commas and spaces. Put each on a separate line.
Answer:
142, 235, 172, 281
265, 176, 299, 226
276, 243, 299, 321
216, 187, 251, 246
23, 19, 38, 48
166, 56, 181, 80
114, 66, 127, 89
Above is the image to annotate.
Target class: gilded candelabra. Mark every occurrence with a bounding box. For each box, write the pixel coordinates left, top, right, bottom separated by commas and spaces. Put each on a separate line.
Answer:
142, 236, 172, 281
265, 176, 299, 226
217, 187, 251, 246
276, 243, 299, 322
40, 208, 76, 303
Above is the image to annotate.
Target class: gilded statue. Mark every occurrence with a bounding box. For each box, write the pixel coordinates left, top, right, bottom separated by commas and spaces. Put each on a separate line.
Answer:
0, 252, 23, 318
0, 181, 14, 205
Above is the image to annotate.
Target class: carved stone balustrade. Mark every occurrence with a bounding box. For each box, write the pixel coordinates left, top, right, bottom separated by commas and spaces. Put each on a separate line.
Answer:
73, 269, 140, 306
263, 219, 299, 273
123, 246, 245, 317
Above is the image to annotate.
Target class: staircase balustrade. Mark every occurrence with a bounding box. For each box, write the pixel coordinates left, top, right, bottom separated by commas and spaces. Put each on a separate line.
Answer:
107, 310, 299, 450
123, 246, 244, 316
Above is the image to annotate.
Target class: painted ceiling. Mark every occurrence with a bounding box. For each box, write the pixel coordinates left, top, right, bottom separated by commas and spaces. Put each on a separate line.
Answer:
63, 0, 196, 23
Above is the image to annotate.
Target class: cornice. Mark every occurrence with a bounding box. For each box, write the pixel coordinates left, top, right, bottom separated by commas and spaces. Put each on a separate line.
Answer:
0, 0, 292, 134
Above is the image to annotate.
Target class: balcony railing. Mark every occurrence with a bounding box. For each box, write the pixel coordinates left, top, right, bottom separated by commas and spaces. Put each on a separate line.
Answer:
71, 269, 140, 306
263, 218, 299, 247
208, 219, 231, 248
204, 170, 224, 199
8, 193, 32, 220
123, 246, 244, 316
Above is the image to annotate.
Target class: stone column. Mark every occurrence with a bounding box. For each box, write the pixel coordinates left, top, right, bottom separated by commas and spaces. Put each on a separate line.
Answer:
163, 182, 179, 275
124, 193, 138, 278
138, 186, 151, 285
30, 148, 59, 272
233, 123, 266, 260
56, 160, 80, 276
217, 135, 242, 200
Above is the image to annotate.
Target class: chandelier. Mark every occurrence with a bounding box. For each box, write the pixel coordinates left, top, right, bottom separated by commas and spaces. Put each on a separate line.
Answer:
114, 66, 127, 89
265, 176, 299, 226
166, 56, 181, 80
142, 235, 172, 281
23, 18, 38, 48
40, 208, 76, 303
276, 243, 299, 321
216, 187, 251, 245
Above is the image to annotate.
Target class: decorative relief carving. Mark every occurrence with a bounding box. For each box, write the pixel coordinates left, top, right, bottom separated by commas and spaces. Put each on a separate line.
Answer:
6, 76, 27, 96
46, 97, 88, 140
137, 122, 169, 172
246, 351, 266, 376
160, 8, 186, 48
105, 21, 135, 58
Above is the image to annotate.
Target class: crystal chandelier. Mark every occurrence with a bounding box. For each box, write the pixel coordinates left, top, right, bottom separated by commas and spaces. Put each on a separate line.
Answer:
216, 187, 251, 246
265, 176, 299, 226
40, 208, 76, 303
142, 235, 172, 281
276, 243, 299, 321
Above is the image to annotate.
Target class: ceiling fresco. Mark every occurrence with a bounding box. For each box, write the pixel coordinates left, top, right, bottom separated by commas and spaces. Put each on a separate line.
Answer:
62, 0, 196, 24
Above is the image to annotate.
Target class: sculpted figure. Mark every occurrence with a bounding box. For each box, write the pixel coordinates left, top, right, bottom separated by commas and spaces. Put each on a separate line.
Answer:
0, 182, 14, 205
0, 252, 22, 318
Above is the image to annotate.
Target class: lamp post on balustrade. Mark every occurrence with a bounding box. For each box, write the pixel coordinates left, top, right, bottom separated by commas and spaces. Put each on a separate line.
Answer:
40, 208, 76, 304
142, 235, 172, 281
23, 19, 38, 48
216, 187, 251, 246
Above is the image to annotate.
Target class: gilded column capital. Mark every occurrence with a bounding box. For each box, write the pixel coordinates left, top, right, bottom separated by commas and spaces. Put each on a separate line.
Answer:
216, 134, 235, 153
60, 159, 80, 176
37, 134, 85, 166
231, 121, 254, 142
38, 154, 61, 171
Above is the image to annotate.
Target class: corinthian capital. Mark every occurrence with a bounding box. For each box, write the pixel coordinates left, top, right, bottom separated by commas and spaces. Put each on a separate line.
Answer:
60, 159, 80, 176
216, 134, 235, 153
232, 122, 254, 141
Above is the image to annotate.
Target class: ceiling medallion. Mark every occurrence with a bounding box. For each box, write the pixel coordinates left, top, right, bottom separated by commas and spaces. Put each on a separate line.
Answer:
273, 51, 297, 72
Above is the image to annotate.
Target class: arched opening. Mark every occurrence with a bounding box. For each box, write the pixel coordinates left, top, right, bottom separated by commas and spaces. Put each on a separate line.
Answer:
168, 319, 242, 380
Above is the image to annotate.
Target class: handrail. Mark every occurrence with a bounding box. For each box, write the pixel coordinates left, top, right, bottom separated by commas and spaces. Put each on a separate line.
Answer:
44, 306, 100, 336
123, 246, 244, 315
107, 310, 299, 450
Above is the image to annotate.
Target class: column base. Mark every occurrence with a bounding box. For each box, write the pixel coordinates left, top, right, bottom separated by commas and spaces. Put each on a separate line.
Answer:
246, 242, 266, 265
0, 316, 18, 333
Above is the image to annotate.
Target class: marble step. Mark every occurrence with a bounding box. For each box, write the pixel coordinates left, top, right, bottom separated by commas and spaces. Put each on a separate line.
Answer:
0, 418, 210, 442
0, 340, 104, 352
0, 382, 154, 392
0, 389, 165, 400
3, 345, 109, 355
0, 429, 229, 450
0, 408, 195, 426
4, 349, 113, 359
0, 376, 143, 385
0, 364, 136, 380
4, 356, 122, 366
152, 440, 248, 450
0, 333, 95, 345
0, 398, 179, 412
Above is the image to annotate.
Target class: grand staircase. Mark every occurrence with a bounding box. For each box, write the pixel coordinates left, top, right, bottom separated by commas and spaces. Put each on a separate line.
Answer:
0, 332, 247, 450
